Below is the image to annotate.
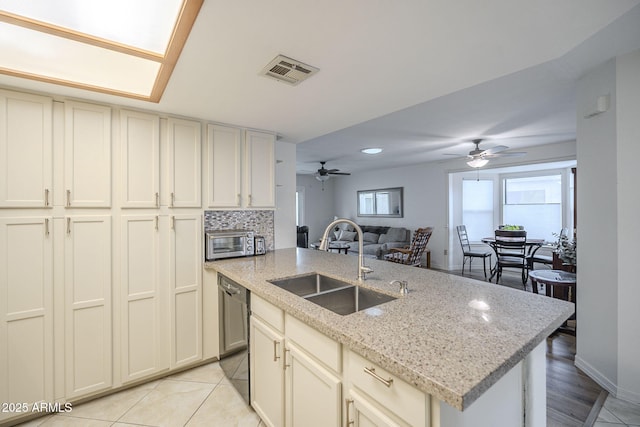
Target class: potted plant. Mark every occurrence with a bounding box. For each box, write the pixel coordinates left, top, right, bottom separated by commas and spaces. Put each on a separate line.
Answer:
553, 232, 576, 272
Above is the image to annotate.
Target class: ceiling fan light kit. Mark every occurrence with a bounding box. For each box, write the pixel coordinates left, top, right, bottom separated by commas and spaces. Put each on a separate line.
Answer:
467, 158, 489, 168
462, 138, 526, 168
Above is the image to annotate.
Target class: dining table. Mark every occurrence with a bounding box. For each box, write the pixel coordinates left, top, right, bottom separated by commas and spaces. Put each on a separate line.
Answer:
480, 236, 548, 282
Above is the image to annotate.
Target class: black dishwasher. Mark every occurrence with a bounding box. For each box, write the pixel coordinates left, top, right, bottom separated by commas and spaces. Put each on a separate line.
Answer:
218, 274, 249, 403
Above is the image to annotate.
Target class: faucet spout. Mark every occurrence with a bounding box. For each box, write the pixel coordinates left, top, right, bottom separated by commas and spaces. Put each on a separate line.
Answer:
319, 218, 372, 281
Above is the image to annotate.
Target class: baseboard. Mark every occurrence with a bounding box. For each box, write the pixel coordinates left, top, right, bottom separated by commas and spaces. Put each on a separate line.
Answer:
575, 355, 640, 404
616, 384, 640, 404
574, 355, 618, 396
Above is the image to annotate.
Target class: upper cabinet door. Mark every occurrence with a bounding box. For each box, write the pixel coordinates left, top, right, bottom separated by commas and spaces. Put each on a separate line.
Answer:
167, 118, 201, 208
64, 101, 111, 208
245, 130, 275, 208
0, 90, 53, 208
120, 110, 160, 208
207, 124, 242, 208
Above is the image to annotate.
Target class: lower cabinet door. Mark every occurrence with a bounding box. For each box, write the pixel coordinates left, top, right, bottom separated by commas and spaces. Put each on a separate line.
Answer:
121, 215, 166, 383
348, 389, 406, 427
250, 316, 284, 427
170, 214, 202, 368
64, 215, 112, 398
285, 342, 341, 427
0, 217, 53, 424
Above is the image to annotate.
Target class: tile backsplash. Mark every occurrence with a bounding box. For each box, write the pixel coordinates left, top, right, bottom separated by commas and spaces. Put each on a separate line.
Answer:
204, 210, 274, 251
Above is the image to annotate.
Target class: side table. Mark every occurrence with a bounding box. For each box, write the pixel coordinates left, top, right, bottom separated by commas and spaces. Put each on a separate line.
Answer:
529, 269, 577, 335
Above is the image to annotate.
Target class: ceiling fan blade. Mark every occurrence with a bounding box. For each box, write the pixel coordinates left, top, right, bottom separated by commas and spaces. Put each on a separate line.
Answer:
329, 172, 351, 175
482, 145, 509, 155
488, 151, 527, 158
326, 169, 341, 173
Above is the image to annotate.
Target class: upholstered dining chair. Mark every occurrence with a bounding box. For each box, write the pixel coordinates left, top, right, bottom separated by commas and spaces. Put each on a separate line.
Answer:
385, 227, 433, 267
493, 229, 528, 286
456, 225, 492, 278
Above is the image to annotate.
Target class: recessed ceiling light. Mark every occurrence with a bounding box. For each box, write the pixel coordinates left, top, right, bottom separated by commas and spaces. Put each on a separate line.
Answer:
361, 148, 382, 154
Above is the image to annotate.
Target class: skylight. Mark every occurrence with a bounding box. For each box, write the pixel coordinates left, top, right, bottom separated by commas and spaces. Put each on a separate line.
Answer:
0, 0, 203, 102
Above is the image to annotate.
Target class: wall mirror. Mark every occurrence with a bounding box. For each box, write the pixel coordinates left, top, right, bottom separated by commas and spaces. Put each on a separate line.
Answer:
357, 187, 403, 217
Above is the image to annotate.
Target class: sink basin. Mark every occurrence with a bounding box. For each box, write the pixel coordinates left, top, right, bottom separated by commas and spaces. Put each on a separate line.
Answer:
268, 273, 351, 297
268, 273, 397, 315
305, 286, 397, 315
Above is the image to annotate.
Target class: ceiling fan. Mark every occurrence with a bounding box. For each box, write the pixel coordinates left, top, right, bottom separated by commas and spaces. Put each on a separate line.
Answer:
314, 161, 350, 190
464, 139, 526, 168
315, 161, 351, 181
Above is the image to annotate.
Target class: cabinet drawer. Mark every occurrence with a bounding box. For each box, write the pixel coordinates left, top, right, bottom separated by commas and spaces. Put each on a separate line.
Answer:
285, 314, 341, 373
251, 294, 284, 332
348, 351, 427, 427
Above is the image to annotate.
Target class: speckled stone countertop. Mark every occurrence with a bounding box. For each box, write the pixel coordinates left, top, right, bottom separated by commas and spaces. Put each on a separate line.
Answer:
205, 248, 573, 411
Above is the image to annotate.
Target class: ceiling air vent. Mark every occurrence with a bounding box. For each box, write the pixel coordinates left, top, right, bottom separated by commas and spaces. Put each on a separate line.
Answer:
260, 55, 319, 86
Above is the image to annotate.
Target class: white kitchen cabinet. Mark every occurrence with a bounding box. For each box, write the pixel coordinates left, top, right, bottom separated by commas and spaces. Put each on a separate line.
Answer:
202, 269, 219, 360
250, 296, 342, 427
120, 110, 160, 208
206, 124, 242, 207
64, 215, 112, 399
346, 350, 429, 427
120, 214, 167, 383
167, 118, 201, 208
347, 388, 404, 427
285, 341, 342, 427
250, 315, 285, 427
0, 217, 53, 423
0, 90, 53, 208
244, 130, 275, 208
206, 125, 275, 208
64, 101, 111, 208
169, 214, 202, 368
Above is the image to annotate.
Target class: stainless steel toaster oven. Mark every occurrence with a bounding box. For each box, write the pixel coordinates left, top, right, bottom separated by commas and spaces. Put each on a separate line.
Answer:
205, 230, 255, 261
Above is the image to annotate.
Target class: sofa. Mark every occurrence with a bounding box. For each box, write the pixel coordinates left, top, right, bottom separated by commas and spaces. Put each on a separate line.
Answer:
331, 225, 411, 259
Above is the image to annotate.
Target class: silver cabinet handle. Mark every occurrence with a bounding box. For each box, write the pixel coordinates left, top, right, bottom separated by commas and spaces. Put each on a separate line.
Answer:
273, 340, 280, 362
155, 215, 159, 230
237, 194, 241, 205
363, 367, 393, 387
66, 189, 71, 207
44, 188, 49, 207
345, 398, 354, 426
284, 348, 290, 369
155, 192, 159, 207
45, 218, 49, 236
248, 194, 252, 206
66, 217, 71, 235
171, 216, 175, 230
170, 192, 175, 207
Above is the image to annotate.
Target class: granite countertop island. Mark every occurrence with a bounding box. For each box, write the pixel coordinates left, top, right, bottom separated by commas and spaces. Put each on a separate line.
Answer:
204, 248, 573, 411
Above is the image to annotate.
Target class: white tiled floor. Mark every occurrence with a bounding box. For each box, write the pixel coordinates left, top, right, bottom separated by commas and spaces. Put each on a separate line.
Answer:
595, 395, 640, 427
15, 362, 263, 427
13, 360, 640, 427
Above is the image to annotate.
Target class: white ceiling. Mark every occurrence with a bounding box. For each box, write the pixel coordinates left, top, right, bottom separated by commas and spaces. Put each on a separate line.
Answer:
1, 0, 639, 173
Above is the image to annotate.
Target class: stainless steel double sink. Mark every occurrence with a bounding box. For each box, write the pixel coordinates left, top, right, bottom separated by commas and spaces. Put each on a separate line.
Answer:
268, 273, 396, 315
